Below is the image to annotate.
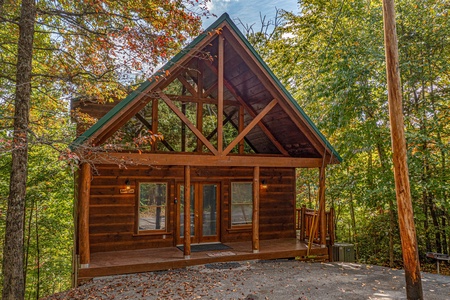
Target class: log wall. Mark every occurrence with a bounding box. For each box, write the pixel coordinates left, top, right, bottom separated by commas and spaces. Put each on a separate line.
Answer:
87, 165, 296, 253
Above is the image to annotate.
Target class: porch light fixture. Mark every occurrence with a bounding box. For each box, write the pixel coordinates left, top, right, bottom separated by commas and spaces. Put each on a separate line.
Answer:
120, 179, 134, 194
261, 180, 268, 190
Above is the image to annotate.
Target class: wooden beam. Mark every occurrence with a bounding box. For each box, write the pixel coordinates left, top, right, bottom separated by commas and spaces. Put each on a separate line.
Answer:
91, 152, 324, 168
134, 113, 174, 152
197, 61, 204, 152
154, 93, 240, 106
78, 163, 91, 266
203, 82, 217, 98
197, 102, 203, 152
184, 166, 191, 258
223, 99, 278, 156
181, 103, 186, 152
318, 166, 326, 247
218, 35, 224, 154
382, 0, 423, 298
206, 110, 237, 140
157, 90, 218, 155
204, 62, 289, 156
197, 60, 203, 98
160, 94, 238, 106
178, 74, 198, 98
252, 166, 260, 253
224, 115, 259, 154
151, 99, 158, 151
239, 106, 245, 154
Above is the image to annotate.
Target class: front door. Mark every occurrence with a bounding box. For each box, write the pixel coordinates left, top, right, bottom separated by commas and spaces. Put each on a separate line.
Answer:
177, 183, 220, 244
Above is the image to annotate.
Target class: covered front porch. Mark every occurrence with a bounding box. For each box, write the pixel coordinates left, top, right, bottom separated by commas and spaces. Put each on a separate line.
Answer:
76, 238, 329, 284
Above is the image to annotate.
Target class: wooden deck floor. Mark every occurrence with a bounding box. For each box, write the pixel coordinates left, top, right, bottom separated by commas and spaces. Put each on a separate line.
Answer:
78, 238, 329, 282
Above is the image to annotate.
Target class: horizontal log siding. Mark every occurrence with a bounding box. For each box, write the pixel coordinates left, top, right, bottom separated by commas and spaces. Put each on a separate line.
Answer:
88, 165, 295, 252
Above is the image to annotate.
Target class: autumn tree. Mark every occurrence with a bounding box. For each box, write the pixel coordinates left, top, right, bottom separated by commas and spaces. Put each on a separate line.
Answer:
1, 0, 209, 298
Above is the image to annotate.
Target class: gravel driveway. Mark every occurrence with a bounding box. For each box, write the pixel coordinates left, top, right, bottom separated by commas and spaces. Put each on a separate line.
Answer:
45, 260, 450, 299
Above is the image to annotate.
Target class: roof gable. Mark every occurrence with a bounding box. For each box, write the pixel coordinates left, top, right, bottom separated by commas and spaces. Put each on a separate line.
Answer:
72, 13, 341, 164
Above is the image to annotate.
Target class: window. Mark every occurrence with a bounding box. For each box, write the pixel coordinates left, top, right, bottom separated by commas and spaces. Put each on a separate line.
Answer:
231, 182, 253, 226
138, 182, 167, 232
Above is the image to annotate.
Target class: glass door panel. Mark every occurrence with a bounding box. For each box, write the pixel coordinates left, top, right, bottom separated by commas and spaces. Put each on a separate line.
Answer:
178, 182, 219, 244
202, 184, 217, 237
180, 184, 195, 238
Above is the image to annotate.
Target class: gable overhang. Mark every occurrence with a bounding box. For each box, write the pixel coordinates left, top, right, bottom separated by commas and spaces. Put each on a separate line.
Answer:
71, 13, 342, 165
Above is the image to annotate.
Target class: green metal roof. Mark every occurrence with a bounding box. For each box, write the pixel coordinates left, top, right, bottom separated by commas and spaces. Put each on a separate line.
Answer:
71, 13, 341, 163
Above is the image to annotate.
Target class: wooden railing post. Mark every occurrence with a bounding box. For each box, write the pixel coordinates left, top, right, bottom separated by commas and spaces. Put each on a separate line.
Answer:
300, 205, 306, 241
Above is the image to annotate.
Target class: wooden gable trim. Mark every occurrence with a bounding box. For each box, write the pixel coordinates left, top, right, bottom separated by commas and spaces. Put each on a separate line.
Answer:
222, 99, 278, 156
157, 90, 218, 155
89, 152, 324, 168
72, 14, 340, 164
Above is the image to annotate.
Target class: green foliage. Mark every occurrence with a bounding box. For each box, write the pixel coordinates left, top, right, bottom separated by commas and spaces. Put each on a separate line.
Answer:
1, 0, 210, 297
250, 0, 449, 267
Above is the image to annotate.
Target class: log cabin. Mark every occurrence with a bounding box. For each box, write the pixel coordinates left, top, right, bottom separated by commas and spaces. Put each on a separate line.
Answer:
71, 13, 342, 285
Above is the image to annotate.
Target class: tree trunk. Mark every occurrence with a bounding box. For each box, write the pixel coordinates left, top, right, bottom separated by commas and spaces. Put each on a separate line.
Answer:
2, 1, 36, 299
382, 0, 423, 297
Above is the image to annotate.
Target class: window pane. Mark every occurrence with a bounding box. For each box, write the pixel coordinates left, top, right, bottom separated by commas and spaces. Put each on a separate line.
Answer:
231, 182, 252, 226
139, 183, 167, 231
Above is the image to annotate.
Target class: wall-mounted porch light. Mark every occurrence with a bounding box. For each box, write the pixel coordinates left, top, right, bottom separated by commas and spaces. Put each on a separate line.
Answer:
120, 179, 135, 194
260, 179, 268, 190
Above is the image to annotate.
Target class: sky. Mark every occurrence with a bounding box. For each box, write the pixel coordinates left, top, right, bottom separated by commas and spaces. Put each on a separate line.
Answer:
201, 0, 299, 29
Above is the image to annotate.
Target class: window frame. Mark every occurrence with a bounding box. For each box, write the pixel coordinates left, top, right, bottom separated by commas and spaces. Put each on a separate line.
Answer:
135, 181, 169, 234
230, 181, 253, 228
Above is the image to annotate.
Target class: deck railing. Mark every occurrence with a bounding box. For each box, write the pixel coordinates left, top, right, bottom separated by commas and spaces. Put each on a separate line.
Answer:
296, 205, 335, 246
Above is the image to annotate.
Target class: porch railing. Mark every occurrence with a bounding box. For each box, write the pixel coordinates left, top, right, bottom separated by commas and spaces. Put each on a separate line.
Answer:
296, 205, 335, 246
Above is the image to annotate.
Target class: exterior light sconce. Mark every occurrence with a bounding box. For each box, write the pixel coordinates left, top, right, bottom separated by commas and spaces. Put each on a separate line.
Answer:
120, 179, 135, 194
261, 180, 268, 190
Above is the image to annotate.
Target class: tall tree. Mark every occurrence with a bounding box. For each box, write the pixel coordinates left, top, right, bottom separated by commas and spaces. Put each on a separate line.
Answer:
1, 0, 209, 298
2, 0, 36, 299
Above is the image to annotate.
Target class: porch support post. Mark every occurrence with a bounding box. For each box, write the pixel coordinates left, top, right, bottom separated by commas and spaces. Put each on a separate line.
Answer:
184, 166, 191, 259
78, 163, 91, 267
319, 166, 326, 248
252, 166, 260, 253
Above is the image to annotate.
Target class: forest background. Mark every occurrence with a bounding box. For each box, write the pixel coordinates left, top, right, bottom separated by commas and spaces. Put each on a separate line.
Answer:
0, 0, 449, 298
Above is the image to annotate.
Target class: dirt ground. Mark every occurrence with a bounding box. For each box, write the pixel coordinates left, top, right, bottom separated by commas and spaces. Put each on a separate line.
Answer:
45, 260, 450, 300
